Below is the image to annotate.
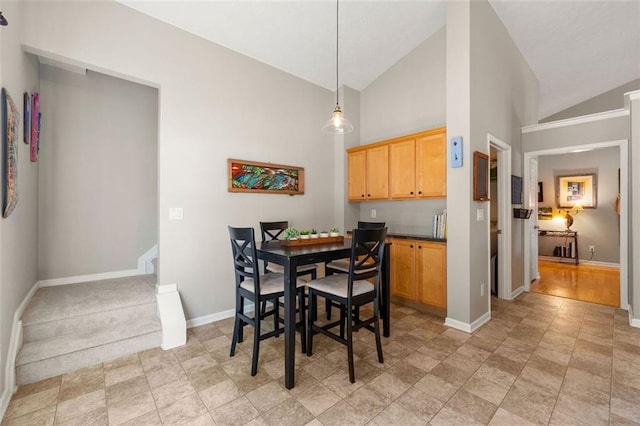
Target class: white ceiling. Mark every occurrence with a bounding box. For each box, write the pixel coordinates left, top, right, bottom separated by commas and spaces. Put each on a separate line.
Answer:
119, 0, 640, 120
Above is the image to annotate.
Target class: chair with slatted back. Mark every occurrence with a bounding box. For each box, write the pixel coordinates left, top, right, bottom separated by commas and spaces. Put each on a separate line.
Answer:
260, 221, 318, 279
306, 227, 387, 383
324, 221, 386, 319
228, 226, 307, 376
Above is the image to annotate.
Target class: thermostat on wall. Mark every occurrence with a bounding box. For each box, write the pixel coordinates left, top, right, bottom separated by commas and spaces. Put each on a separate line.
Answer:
451, 136, 463, 168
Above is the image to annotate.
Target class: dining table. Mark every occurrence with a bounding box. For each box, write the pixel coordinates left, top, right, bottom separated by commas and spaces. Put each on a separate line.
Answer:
256, 238, 391, 389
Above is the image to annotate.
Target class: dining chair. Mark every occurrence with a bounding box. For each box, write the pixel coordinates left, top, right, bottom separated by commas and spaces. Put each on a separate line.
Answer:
228, 226, 307, 376
260, 221, 318, 279
306, 227, 387, 383
324, 221, 386, 319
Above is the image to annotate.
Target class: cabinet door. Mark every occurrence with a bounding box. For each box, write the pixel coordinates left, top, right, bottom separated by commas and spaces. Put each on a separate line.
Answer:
416, 242, 447, 309
348, 150, 367, 201
366, 145, 389, 200
390, 239, 417, 300
416, 132, 446, 198
389, 139, 416, 199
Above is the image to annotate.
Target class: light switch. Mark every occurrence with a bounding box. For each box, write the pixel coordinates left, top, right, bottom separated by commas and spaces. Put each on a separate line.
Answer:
169, 207, 183, 221
371, 209, 377, 218
476, 208, 485, 221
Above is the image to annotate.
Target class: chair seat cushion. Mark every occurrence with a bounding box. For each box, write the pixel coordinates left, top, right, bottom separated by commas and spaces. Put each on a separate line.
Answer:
266, 263, 318, 275
240, 273, 306, 295
306, 274, 374, 299
326, 259, 376, 274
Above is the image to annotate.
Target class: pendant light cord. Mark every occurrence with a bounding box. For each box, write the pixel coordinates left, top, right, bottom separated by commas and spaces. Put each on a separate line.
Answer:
335, 0, 339, 107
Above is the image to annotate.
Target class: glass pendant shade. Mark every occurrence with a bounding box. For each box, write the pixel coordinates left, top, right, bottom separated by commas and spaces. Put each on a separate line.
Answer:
323, 105, 353, 134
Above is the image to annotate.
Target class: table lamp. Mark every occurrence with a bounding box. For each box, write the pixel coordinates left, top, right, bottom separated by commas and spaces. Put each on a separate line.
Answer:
564, 203, 583, 230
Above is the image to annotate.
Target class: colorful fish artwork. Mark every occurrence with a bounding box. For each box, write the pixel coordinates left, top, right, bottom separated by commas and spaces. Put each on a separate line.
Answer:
23, 92, 30, 144
228, 159, 304, 195
3, 88, 20, 218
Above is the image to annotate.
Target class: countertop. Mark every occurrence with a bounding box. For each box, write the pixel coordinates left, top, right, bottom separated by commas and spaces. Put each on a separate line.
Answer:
387, 232, 446, 243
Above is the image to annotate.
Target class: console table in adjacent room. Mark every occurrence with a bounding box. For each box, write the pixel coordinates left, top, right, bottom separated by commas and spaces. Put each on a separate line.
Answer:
538, 230, 579, 265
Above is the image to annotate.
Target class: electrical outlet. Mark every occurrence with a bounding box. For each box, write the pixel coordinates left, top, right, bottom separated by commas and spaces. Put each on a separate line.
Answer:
480, 283, 485, 297
589, 245, 595, 253
371, 209, 377, 218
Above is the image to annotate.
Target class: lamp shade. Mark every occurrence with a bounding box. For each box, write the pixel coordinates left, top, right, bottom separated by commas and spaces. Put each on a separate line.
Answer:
572, 203, 584, 213
322, 105, 353, 134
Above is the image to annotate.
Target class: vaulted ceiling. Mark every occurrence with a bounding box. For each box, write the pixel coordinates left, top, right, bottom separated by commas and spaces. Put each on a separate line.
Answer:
119, 0, 640, 120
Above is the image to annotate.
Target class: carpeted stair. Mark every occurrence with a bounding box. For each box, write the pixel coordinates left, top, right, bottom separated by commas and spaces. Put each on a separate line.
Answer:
16, 274, 162, 385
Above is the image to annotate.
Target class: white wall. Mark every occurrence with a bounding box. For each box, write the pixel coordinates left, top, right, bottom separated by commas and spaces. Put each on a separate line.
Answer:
38, 65, 158, 279
536, 148, 620, 264
22, 0, 335, 320
446, 0, 538, 326
0, 0, 40, 410
359, 27, 447, 236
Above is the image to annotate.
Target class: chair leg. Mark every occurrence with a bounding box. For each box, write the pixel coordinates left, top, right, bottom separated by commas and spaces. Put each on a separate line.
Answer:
260, 300, 267, 315
251, 309, 261, 376
346, 308, 355, 383
373, 299, 384, 364
273, 299, 280, 338
307, 290, 316, 357
298, 289, 306, 354
230, 295, 242, 357
339, 305, 346, 339
326, 298, 332, 320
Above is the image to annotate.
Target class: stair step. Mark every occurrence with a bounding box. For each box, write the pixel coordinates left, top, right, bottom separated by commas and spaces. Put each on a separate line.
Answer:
17, 313, 161, 366
23, 302, 158, 343
22, 274, 157, 325
16, 331, 161, 386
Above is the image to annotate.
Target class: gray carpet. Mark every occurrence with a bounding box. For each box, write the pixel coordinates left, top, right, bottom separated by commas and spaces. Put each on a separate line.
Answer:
16, 274, 162, 385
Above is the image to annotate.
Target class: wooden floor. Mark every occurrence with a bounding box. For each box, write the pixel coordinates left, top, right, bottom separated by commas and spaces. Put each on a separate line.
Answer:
531, 260, 620, 307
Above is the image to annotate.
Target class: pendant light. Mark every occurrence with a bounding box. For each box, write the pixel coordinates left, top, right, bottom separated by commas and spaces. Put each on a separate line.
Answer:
322, 0, 353, 134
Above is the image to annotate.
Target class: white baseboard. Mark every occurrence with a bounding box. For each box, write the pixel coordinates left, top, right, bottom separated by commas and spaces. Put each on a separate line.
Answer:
38, 269, 140, 287
186, 303, 256, 329
538, 256, 620, 268
629, 306, 640, 329
2, 281, 40, 420
138, 244, 158, 274
445, 311, 491, 334
511, 286, 525, 299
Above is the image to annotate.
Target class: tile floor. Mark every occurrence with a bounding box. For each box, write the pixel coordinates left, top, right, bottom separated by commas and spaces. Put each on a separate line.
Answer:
2, 292, 640, 425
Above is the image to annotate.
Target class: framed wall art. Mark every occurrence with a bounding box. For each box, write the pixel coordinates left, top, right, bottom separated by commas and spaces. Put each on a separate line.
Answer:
538, 181, 543, 203
473, 151, 489, 201
511, 175, 523, 204
556, 173, 597, 208
228, 159, 304, 195
3, 88, 20, 218
30, 92, 40, 162
23, 92, 30, 144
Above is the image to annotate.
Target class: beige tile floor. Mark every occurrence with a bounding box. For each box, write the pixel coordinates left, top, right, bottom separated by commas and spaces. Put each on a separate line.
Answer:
3, 292, 640, 425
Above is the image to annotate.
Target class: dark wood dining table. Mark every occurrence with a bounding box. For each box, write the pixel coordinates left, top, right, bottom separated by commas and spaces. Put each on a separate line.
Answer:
256, 238, 391, 389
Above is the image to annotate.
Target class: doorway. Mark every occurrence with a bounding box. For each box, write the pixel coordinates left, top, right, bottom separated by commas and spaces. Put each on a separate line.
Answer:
487, 134, 512, 301
524, 140, 629, 309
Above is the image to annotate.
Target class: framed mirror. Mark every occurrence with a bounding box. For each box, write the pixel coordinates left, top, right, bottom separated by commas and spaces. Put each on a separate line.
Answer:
473, 151, 489, 201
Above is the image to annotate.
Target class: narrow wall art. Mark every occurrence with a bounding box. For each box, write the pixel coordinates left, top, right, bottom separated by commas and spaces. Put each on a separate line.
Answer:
30, 92, 40, 162
23, 92, 30, 144
3, 88, 20, 218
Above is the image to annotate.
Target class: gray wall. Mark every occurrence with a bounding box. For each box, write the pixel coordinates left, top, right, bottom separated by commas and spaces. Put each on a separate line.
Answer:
542, 79, 640, 123
38, 66, 158, 279
23, 0, 336, 320
536, 148, 621, 263
358, 27, 447, 236
0, 0, 40, 408
446, 0, 538, 324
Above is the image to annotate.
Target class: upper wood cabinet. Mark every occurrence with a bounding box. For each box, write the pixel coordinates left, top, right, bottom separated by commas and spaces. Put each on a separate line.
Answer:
348, 127, 446, 201
347, 145, 389, 201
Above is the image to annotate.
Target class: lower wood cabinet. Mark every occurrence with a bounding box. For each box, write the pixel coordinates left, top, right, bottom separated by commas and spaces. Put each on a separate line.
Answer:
390, 238, 447, 310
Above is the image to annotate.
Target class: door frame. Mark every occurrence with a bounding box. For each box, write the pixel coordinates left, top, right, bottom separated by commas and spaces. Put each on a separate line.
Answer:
487, 134, 512, 300
523, 139, 628, 309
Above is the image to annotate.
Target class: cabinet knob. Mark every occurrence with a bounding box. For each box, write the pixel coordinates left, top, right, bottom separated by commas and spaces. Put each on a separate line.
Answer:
361, 194, 365, 198
410, 245, 414, 248
418, 191, 422, 194
367, 194, 371, 197
410, 191, 414, 195
418, 246, 422, 249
